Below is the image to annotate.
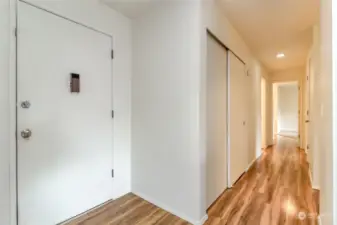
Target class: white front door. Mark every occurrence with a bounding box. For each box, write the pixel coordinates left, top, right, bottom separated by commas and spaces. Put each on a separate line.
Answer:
17, 2, 113, 225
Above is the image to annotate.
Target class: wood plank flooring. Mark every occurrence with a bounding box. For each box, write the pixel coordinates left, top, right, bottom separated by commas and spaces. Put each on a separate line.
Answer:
64, 193, 191, 225
65, 138, 318, 225
205, 140, 319, 225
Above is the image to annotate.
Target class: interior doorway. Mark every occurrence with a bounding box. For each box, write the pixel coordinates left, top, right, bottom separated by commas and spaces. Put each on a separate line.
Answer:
272, 82, 300, 146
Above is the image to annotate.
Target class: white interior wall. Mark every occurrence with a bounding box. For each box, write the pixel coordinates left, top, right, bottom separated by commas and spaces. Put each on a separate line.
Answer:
304, 1, 337, 221
256, 65, 273, 151
131, 1, 203, 223
302, 0, 337, 222
333, 0, 337, 220
1, 1, 132, 224
0, 0, 11, 224
251, 62, 270, 156
278, 85, 299, 133
318, 0, 335, 222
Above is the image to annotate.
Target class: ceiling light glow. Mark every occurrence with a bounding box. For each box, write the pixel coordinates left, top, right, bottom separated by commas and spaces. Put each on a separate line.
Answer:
277, 53, 285, 58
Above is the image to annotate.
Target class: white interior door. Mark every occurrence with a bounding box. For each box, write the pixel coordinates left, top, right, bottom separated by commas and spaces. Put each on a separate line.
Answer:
206, 34, 228, 207
261, 77, 267, 149
17, 2, 113, 225
228, 52, 249, 186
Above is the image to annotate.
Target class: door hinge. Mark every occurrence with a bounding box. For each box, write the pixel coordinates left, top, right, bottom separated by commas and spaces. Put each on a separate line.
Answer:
111, 169, 114, 178
111, 50, 114, 59
14, 28, 17, 37
307, 144, 310, 150
111, 110, 114, 118
307, 110, 309, 116
307, 76, 309, 81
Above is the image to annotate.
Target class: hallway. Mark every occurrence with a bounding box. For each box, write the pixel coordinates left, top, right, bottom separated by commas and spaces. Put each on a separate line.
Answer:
64, 138, 319, 225
205, 139, 318, 225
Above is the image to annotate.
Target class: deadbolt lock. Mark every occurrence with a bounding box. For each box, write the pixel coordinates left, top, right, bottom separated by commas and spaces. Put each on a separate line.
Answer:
21, 101, 31, 109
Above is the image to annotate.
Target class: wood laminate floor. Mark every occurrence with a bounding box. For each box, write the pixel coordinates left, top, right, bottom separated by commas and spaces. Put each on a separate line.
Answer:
205, 139, 319, 225
64, 193, 190, 225
65, 138, 318, 225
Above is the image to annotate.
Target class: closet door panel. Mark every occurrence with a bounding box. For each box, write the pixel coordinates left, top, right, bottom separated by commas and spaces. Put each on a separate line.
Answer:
206, 34, 228, 207
229, 52, 249, 186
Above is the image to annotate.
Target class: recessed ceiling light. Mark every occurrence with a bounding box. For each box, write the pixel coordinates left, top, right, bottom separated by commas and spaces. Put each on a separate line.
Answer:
277, 53, 285, 58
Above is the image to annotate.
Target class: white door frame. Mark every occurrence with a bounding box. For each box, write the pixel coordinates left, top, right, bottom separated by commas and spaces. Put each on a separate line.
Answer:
9, 1, 113, 224
272, 81, 301, 146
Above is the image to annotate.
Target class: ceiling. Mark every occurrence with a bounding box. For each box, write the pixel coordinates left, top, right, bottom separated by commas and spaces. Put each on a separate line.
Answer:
102, 0, 154, 18
218, 0, 319, 71
103, 0, 319, 72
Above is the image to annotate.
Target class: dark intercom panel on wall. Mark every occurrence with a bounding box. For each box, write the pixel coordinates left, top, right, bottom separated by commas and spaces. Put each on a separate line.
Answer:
70, 73, 80, 93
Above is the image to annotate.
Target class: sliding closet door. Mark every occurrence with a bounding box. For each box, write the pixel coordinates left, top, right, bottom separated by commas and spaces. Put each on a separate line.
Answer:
228, 51, 249, 186
206, 34, 228, 207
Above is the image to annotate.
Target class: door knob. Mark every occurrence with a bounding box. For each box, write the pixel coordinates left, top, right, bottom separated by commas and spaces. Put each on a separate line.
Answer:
305, 120, 310, 123
21, 129, 32, 139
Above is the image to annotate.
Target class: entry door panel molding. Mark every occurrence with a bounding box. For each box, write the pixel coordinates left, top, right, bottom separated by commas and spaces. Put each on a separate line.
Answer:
17, 2, 113, 225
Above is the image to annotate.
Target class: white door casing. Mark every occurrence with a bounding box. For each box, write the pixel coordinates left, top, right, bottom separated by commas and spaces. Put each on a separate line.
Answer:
17, 2, 113, 225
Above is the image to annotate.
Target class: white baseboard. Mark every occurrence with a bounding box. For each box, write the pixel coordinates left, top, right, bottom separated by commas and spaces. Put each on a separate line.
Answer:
317, 215, 322, 225
59, 199, 114, 224
245, 158, 257, 172
196, 214, 209, 225
133, 191, 207, 225
307, 160, 320, 190
226, 157, 259, 188
278, 129, 298, 133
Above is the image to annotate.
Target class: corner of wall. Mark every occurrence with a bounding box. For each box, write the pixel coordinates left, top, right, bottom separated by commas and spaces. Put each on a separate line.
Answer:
133, 190, 205, 225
